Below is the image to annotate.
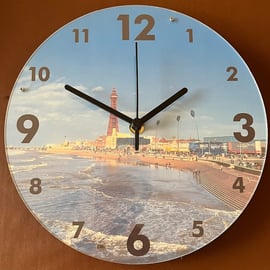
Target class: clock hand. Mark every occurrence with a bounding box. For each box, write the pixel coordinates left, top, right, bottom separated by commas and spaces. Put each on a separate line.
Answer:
130, 88, 188, 150
135, 129, 140, 151
65, 84, 187, 151
135, 42, 139, 120
141, 88, 188, 124
65, 85, 133, 124
134, 42, 140, 151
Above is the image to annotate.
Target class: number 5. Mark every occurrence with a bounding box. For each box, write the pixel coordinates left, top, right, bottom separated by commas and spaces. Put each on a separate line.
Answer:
192, 221, 204, 237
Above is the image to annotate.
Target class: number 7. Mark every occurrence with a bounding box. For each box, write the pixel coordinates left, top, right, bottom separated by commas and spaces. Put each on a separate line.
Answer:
72, 221, 85, 238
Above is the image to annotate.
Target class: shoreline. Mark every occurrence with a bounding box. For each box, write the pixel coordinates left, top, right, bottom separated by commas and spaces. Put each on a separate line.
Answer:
45, 148, 258, 210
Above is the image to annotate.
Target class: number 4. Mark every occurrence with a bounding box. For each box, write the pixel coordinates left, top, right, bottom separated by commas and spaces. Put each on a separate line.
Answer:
233, 177, 245, 193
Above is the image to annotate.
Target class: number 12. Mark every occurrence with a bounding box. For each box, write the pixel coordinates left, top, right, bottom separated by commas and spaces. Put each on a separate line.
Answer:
117, 14, 155, 40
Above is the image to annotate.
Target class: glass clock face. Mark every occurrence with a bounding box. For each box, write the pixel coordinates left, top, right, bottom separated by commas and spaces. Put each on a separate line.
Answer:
5, 5, 267, 264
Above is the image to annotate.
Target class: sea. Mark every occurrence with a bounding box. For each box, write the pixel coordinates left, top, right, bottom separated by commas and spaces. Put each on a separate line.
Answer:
6, 149, 240, 264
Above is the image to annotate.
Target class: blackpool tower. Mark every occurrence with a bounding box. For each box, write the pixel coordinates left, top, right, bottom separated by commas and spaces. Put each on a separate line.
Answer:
107, 88, 119, 136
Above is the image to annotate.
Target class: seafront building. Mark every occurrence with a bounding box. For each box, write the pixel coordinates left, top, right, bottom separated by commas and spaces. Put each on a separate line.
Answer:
45, 88, 266, 157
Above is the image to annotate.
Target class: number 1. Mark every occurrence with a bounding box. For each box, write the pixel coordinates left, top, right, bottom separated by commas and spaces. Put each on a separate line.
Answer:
186, 29, 193, 43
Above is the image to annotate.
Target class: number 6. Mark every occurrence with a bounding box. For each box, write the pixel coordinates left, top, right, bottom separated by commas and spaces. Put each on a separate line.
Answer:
127, 224, 150, 256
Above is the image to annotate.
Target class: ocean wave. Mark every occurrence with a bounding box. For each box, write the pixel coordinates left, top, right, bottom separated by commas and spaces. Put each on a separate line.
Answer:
88, 185, 115, 200
38, 216, 189, 263
11, 162, 48, 174
6, 149, 26, 156
11, 151, 243, 264
79, 163, 98, 177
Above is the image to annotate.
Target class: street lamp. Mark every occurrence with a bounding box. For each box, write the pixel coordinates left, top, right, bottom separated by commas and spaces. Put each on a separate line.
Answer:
190, 109, 200, 142
155, 120, 160, 152
176, 115, 180, 154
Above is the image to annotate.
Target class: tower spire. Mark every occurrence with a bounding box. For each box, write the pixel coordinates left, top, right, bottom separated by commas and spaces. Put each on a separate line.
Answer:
107, 88, 119, 136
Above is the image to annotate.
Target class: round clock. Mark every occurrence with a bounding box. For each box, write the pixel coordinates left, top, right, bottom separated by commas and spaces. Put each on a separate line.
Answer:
4, 5, 267, 264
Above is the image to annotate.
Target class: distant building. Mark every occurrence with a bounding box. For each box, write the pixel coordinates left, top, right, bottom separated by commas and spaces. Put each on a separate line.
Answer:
105, 128, 150, 150
203, 136, 237, 143
117, 137, 150, 147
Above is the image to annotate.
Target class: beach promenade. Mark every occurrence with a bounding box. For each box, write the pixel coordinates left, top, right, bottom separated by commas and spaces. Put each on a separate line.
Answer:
137, 154, 258, 210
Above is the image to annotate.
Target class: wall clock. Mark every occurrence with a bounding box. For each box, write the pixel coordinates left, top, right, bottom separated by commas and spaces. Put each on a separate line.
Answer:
4, 4, 268, 265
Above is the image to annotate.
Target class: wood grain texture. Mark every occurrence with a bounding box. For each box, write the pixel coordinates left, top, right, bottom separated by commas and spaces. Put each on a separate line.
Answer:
0, 1, 269, 269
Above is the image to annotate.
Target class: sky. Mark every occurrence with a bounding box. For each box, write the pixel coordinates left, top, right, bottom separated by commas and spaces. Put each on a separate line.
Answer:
5, 5, 267, 146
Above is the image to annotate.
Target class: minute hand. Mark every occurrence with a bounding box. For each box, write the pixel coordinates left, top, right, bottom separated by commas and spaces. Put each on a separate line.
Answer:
140, 88, 188, 124
65, 85, 133, 124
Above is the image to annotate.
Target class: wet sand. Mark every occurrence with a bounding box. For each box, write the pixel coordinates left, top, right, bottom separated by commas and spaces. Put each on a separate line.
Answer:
45, 148, 259, 210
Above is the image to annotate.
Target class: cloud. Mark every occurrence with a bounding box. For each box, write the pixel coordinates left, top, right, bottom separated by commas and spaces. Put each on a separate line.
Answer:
6, 78, 111, 146
91, 86, 104, 92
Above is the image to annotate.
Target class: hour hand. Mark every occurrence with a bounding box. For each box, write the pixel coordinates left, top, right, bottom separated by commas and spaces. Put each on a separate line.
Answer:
141, 87, 188, 124
65, 85, 133, 124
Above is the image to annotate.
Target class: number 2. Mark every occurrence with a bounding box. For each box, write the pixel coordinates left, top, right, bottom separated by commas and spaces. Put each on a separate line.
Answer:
227, 66, 238, 81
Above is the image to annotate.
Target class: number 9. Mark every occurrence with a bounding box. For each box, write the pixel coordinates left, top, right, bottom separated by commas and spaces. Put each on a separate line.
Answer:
17, 114, 39, 143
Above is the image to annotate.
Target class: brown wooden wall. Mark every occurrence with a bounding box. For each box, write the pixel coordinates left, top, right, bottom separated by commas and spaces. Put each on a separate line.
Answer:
0, 1, 269, 269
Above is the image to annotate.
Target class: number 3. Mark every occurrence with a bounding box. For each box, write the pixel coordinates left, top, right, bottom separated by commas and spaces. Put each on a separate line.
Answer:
233, 113, 255, 143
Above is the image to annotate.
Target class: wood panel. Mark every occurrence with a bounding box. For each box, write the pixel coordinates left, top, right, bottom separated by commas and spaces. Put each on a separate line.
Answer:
0, 1, 269, 269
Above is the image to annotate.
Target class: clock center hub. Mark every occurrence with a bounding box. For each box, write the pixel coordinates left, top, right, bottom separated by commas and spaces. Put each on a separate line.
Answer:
129, 118, 145, 134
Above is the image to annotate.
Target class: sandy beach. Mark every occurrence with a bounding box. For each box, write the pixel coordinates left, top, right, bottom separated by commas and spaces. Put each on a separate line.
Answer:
45, 148, 259, 210
8, 147, 259, 263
